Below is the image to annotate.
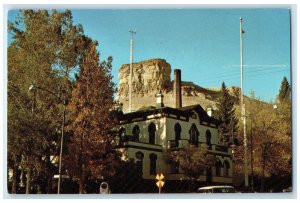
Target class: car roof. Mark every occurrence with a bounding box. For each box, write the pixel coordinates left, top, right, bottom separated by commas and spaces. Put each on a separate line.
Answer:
198, 185, 234, 190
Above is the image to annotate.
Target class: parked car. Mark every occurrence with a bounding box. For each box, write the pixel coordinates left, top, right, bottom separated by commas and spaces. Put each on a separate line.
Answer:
197, 185, 235, 193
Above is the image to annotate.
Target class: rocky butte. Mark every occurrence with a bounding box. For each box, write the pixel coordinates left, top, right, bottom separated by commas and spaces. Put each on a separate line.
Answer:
117, 58, 241, 113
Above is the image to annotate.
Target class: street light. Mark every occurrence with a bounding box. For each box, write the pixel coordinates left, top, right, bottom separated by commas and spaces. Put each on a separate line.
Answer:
29, 84, 66, 194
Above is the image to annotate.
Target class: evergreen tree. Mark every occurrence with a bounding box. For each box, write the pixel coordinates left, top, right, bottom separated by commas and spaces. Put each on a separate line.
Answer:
278, 76, 291, 103
216, 82, 238, 145
65, 42, 120, 194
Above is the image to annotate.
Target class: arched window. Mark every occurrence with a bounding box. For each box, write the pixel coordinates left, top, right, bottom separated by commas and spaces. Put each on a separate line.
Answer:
223, 160, 230, 177
135, 151, 144, 161
132, 125, 140, 142
174, 123, 182, 147
135, 151, 144, 175
206, 130, 212, 149
215, 159, 222, 176
149, 154, 157, 175
189, 124, 199, 146
148, 123, 156, 145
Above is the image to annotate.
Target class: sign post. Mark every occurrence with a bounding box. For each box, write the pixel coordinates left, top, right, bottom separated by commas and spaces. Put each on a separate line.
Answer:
100, 182, 110, 194
156, 173, 165, 194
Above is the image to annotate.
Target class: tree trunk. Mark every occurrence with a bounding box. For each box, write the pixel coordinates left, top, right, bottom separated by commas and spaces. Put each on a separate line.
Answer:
79, 163, 85, 194
79, 133, 85, 194
260, 149, 266, 192
260, 173, 265, 192
46, 149, 52, 194
26, 167, 31, 194
47, 173, 52, 194
11, 161, 18, 194
79, 178, 84, 194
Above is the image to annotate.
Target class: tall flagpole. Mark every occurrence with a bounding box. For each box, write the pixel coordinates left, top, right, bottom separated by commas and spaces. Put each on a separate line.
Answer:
240, 17, 249, 189
129, 30, 136, 112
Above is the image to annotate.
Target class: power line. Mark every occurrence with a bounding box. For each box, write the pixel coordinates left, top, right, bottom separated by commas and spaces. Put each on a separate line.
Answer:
200, 65, 289, 80
198, 69, 289, 84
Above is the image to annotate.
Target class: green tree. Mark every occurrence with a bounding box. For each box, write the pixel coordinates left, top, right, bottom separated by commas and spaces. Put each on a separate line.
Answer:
110, 159, 144, 193
65, 42, 120, 194
233, 90, 291, 192
251, 104, 291, 192
8, 9, 91, 194
278, 77, 291, 103
165, 145, 214, 191
216, 82, 238, 145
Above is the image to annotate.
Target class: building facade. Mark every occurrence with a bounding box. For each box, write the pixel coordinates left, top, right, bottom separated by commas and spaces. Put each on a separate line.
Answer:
115, 69, 233, 187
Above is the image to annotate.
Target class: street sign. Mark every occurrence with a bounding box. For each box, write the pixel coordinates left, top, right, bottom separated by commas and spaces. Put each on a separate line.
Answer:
156, 173, 165, 194
156, 180, 165, 188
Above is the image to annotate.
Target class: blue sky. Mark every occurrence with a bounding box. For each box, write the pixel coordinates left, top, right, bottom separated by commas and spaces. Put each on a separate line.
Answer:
8, 8, 291, 102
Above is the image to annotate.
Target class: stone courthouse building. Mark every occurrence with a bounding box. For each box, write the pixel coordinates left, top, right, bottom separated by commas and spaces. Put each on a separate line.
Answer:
115, 59, 233, 190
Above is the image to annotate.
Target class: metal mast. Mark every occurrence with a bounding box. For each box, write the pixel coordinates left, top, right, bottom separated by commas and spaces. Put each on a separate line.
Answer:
240, 17, 249, 189
129, 29, 136, 112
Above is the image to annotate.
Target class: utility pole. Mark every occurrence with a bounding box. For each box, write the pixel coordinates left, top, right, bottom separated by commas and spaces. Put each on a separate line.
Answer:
230, 118, 235, 186
240, 17, 249, 190
250, 114, 254, 192
129, 29, 136, 113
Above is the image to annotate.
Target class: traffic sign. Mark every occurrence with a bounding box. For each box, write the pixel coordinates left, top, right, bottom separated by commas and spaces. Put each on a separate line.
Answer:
156, 180, 165, 188
156, 173, 164, 180
156, 173, 165, 194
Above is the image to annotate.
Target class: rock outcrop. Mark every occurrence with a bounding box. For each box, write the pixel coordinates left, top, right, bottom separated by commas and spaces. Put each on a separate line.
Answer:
118, 58, 172, 97
117, 58, 240, 113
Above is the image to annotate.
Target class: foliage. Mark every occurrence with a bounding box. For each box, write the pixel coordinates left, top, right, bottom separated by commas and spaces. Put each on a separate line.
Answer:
65, 42, 120, 193
216, 82, 238, 145
233, 88, 291, 192
7, 9, 91, 193
109, 159, 144, 193
165, 144, 214, 190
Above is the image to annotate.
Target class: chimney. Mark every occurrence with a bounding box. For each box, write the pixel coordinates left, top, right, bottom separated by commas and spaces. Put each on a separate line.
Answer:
174, 69, 182, 108
155, 92, 164, 108
207, 107, 213, 117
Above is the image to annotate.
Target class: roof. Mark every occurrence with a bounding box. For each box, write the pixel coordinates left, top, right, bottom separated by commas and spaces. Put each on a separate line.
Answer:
117, 104, 220, 126
180, 104, 220, 125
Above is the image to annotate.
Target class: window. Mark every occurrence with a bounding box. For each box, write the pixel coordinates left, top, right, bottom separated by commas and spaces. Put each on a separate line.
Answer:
148, 123, 156, 145
215, 159, 222, 176
149, 154, 157, 175
132, 125, 140, 142
174, 123, 181, 147
223, 160, 230, 177
206, 130, 212, 149
170, 161, 179, 174
189, 124, 199, 146
119, 127, 126, 142
135, 151, 144, 174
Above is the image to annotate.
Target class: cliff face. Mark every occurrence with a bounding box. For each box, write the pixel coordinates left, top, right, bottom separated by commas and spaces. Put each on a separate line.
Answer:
118, 58, 172, 97
117, 58, 240, 113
